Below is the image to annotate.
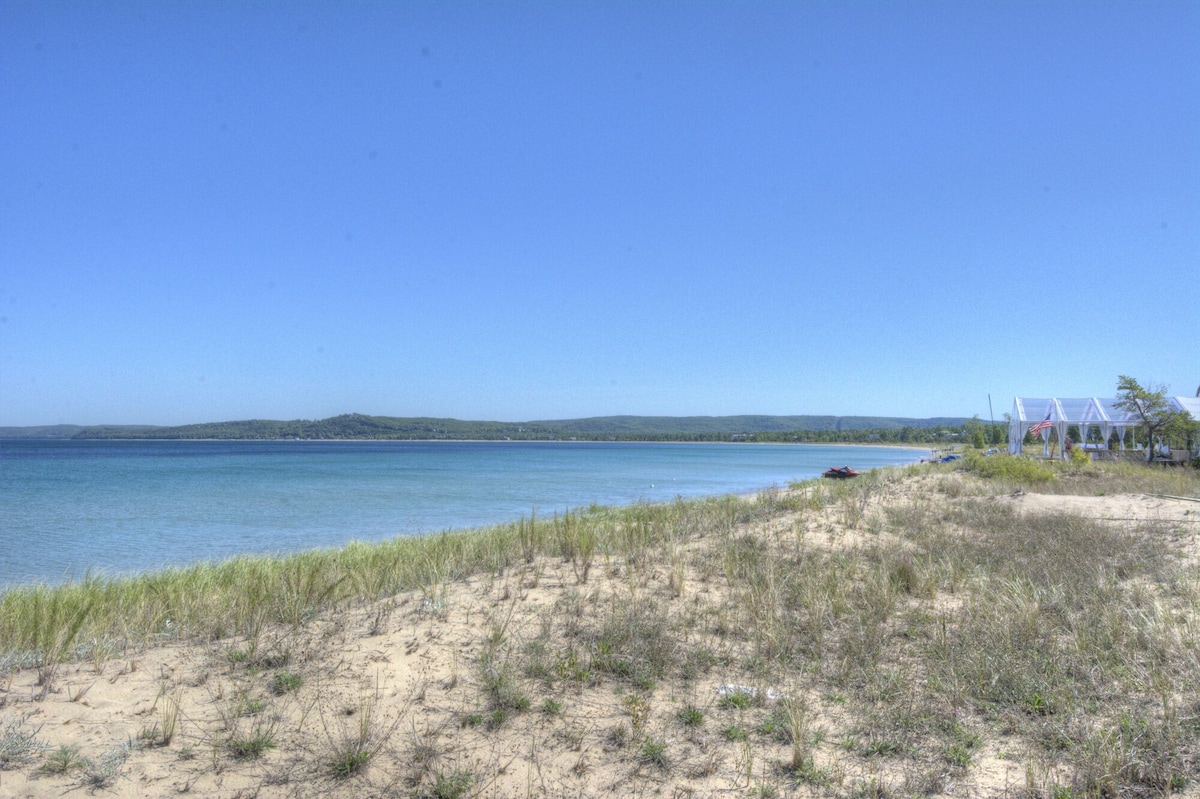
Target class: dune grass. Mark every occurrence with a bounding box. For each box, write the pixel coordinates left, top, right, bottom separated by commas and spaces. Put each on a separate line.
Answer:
0, 489, 780, 672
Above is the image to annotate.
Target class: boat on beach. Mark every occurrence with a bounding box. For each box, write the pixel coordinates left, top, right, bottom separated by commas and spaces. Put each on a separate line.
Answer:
823, 466, 859, 479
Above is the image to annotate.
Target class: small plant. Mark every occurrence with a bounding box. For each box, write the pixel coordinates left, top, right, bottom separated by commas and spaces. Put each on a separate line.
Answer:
159, 688, 181, 746
328, 747, 371, 778
757, 712, 785, 741
38, 744, 85, 775
861, 737, 903, 757
677, 704, 704, 727
721, 724, 748, 742
26, 594, 95, 701
422, 768, 473, 799
271, 671, 303, 695
792, 756, 835, 786
638, 737, 669, 769
0, 714, 45, 769
227, 722, 276, 759
258, 649, 290, 669
622, 693, 652, 739
139, 687, 183, 747
851, 776, 895, 799
554, 646, 593, 685
945, 742, 974, 769
483, 661, 531, 714
78, 743, 132, 790
326, 690, 388, 779
608, 722, 629, 749
719, 689, 754, 710
541, 697, 563, 715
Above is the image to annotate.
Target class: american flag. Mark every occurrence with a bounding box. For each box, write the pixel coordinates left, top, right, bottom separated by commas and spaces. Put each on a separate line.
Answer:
1028, 414, 1053, 437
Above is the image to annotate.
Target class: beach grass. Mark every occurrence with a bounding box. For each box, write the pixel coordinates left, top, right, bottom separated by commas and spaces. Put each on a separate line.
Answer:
2, 457, 1199, 797
0, 478, 806, 668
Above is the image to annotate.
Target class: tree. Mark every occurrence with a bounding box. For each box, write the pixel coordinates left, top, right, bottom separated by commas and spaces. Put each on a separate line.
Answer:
965, 415, 987, 449
1113, 376, 1197, 461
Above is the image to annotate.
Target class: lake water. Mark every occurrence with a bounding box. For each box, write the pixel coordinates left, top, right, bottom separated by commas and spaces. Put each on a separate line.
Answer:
0, 440, 928, 586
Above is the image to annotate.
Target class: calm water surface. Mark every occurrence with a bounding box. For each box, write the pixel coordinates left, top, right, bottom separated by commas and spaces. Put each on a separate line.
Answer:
0, 440, 928, 585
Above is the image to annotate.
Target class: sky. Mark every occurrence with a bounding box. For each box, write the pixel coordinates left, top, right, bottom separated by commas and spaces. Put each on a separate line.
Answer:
2, 1, 1197, 427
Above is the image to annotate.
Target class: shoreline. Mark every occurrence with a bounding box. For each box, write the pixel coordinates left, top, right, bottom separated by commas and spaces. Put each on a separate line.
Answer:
0, 454, 931, 592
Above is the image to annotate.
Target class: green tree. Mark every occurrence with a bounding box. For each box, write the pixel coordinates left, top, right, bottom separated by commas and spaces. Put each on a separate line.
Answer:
1113, 376, 1197, 461
965, 415, 987, 449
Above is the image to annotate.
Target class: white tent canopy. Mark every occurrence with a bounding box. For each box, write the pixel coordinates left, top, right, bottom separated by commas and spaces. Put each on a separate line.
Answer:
1008, 396, 1200, 456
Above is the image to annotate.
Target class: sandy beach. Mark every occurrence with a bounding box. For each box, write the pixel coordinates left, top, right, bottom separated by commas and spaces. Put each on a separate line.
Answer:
2, 462, 1198, 798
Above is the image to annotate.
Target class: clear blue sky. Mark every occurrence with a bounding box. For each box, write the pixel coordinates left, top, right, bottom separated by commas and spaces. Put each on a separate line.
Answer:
2, 1, 1197, 426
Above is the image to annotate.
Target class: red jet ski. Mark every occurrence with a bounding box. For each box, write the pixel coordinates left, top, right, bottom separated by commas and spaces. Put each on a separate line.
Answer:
822, 466, 860, 479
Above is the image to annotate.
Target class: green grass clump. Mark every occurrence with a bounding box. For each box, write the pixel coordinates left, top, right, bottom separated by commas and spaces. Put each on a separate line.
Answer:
328, 747, 371, 778
721, 724, 748, 742
588, 599, 675, 687
420, 769, 473, 799
719, 690, 754, 710
677, 704, 704, 727
271, 671, 303, 695
482, 660, 531, 717
227, 723, 276, 760
962, 451, 1054, 482
638, 737, 669, 768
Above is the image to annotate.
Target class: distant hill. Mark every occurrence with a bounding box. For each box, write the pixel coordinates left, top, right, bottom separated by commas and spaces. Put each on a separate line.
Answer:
2, 413, 974, 442
0, 424, 157, 439
0, 424, 86, 439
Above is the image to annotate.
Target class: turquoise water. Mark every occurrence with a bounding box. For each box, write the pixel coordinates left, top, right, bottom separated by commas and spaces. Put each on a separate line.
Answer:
0, 440, 927, 585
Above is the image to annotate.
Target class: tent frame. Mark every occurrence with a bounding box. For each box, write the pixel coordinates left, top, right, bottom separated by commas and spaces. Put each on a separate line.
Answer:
1008, 396, 1199, 457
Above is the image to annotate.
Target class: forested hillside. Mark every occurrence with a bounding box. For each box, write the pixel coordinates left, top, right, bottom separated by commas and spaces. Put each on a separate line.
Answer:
7, 412, 981, 443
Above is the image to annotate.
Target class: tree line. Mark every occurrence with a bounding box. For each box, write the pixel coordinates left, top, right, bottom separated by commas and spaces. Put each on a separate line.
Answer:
70, 412, 974, 444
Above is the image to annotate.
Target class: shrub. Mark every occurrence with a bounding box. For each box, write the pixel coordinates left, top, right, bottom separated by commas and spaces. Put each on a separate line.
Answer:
962, 451, 1054, 483
0, 715, 45, 769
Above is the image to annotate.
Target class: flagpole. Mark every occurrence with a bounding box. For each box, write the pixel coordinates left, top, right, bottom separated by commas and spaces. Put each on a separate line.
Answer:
988, 394, 995, 446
